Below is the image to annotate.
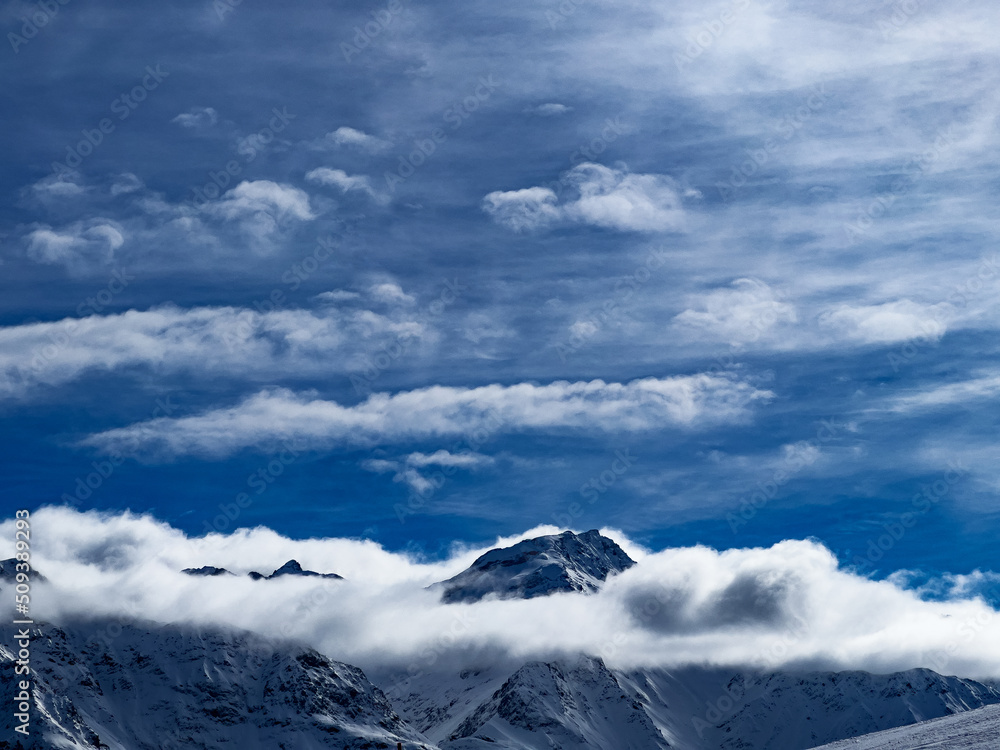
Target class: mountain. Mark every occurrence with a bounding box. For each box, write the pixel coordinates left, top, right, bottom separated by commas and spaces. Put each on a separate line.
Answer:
181, 565, 234, 576
807, 702, 1000, 749
0, 618, 428, 750
434, 529, 635, 603
247, 559, 344, 580
381, 660, 1000, 750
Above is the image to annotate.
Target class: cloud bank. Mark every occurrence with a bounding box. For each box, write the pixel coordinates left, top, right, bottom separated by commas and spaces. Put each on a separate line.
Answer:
6, 507, 999, 679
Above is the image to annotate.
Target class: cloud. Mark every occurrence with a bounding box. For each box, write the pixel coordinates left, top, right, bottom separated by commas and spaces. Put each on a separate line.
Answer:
820, 299, 951, 345
483, 163, 685, 233
674, 279, 797, 345
171, 106, 219, 130
82, 374, 774, 458
482, 187, 561, 232
362, 449, 495, 494
526, 103, 573, 116
369, 282, 415, 305
24, 220, 125, 269
0, 303, 429, 400
202, 180, 315, 229
323, 126, 391, 153
7, 507, 1000, 677
306, 167, 385, 203
888, 374, 1000, 413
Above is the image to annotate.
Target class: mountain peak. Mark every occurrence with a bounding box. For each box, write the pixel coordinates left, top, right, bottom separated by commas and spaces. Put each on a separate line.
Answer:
247, 559, 344, 580
436, 529, 635, 603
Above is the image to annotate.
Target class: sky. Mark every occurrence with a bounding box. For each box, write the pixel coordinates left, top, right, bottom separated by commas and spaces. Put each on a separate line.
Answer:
1, 0, 999, 592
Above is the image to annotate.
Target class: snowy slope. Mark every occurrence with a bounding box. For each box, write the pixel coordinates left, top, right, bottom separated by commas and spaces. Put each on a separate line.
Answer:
434, 529, 635, 603
807, 702, 1000, 749
382, 661, 1000, 750
622, 666, 1000, 750
0, 619, 432, 750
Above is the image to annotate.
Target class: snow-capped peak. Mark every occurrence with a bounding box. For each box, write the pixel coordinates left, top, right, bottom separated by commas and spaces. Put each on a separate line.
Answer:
434, 529, 636, 603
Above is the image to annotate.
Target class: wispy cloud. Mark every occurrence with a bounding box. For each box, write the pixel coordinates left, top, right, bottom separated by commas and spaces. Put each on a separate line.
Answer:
82, 374, 774, 458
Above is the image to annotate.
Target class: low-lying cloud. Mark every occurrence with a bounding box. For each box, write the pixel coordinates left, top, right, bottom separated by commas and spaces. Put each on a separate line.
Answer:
6, 507, 999, 679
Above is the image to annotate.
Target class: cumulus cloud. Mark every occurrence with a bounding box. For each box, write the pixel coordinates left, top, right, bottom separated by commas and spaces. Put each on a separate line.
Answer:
82, 374, 774, 458
0, 304, 428, 400
7, 507, 1000, 678
323, 126, 390, 153
481, 187, 560, 232
306, 167, 385, 203
483, 163, 685, 233
202, 180, 315, 232
820, 299, 951, 345
24, 220, 125, 269
674, 279, 797, 345
171, 106, 219, 130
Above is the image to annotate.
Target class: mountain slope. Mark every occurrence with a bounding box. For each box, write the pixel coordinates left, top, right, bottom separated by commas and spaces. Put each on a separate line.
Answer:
384, 661, 1000, 750
0, 619, 431, 750
806, 702, 1000, 749
434, 529, 635, 603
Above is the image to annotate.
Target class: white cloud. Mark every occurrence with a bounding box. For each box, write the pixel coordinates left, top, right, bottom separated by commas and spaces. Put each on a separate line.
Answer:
888, 374, 1000, 413
369, 282, 415, 305
25, 220, 125, 269
8, 507, 1000, 677
171, 106, 219, 130
110, 173, 143, 196
675, 279, 797, 345
821, 299, 951, 345
81, 374, 773, 458
405, 449, 495, 468
363, 449, 495, 494
0, 304, 428, 400
324, 126, 391, 153
315, 290, 362, 304
30, 171, 87, 199
526, 103, 573, 116
203, 180, 315, 228
306, 167, 385, 203
482, 187, 561, 232
483, 163, 685, 233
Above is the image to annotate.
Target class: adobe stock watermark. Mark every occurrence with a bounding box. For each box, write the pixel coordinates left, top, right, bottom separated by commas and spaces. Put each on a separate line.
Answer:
717, 83, 831, 200
350, 278, 465, 396
552, 448, 636, 527
876, 0, 921, 41
7, 0, 72, 54
50, 65, 169, 175
17, 269, 135, 386
188, 107, 295, 208
340, 0, 409, 62
383, 75, 500, 193
848, 461, 968, 574
844, 123, 956, 244
60, 396, 178, 508
552, 248, 668, 361
887, 253, 999, 373
202, 440, 304, 534
727, 418, 843, 533
393, 410, 504, 523
674, 0, 753, 70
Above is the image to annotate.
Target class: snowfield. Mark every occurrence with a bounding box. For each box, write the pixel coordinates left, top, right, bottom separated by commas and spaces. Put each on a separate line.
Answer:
807, 703, 1000, 749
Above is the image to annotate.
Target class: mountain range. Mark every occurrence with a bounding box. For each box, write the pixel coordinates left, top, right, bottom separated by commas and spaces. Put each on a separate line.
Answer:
3, 531, 999, 749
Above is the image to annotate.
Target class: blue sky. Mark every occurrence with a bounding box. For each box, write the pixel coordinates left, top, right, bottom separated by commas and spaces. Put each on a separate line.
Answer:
2, 0, 999, 583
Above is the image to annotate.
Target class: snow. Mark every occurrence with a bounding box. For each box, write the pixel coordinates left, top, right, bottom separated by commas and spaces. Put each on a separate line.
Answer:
433, 529, 635, 603
807, 703, 1000, 749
